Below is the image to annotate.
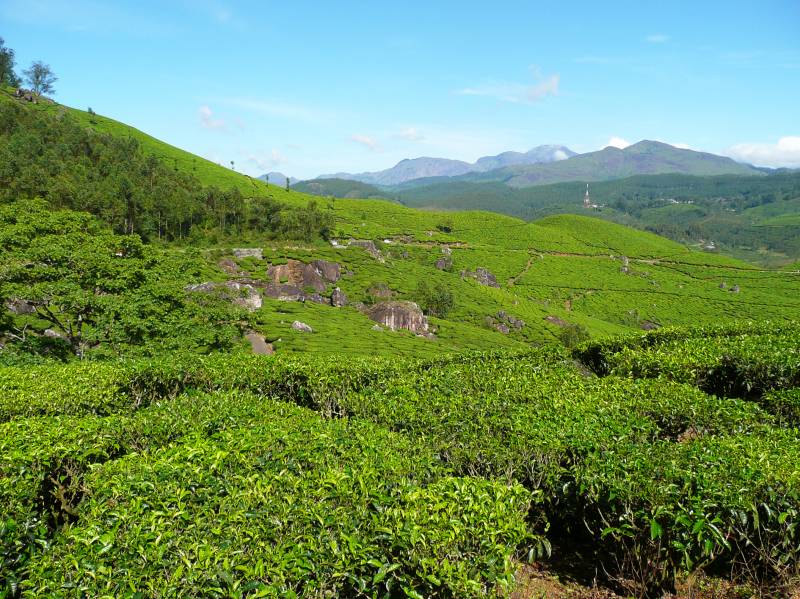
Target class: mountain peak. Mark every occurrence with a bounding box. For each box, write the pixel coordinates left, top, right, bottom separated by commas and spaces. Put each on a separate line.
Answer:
320, 145, 578, 186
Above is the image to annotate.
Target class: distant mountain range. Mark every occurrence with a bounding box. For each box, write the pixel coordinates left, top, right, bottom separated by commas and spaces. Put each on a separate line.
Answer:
319, 144, 576, 186
310, 141, 763, 190
454, 140, 763, 188
257, 172, 299, 187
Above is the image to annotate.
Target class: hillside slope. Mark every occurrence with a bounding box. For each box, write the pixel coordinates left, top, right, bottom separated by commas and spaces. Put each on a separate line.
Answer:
2, 91, 798, 360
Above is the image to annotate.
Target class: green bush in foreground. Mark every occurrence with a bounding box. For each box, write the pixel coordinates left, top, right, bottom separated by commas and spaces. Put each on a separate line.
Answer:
19, 399, 530, 597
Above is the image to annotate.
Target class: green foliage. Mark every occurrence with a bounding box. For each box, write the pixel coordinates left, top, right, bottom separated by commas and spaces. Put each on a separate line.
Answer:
22, 61, 56, 96
5, 395, 529, 597
558, 323, 590, 348
0, 37, 20, 87
415, 280, 455, 317
0, 200, 246, 360
0, 97, 333, 243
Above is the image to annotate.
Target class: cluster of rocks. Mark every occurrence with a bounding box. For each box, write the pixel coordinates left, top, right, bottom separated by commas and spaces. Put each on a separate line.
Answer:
461, 267, 500, 288
14, 88, 38, 103
485, 310, 525, 334
186, 281, 263, 312
188, 257, 349, 311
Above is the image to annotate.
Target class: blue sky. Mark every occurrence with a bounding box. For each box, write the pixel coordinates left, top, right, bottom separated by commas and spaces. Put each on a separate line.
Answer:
2, 0, 800, 178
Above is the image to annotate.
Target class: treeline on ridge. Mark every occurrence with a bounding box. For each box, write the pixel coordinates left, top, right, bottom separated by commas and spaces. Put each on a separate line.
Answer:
0, 97, 332, 243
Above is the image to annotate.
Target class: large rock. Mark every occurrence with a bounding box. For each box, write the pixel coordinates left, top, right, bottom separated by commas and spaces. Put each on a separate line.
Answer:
331, 287, 347, 307
233, 248, 263, 259
186, 281, 262, 311
245, 331, 274, 355
365, 301, 428, 334
218, 258, 242, 275
264, 284, 305, 302
435, 257, 452, 270
292, 321, 313, 333
267, 259, 341, 294
5, 299, 36, 315
312, 260, 341, 282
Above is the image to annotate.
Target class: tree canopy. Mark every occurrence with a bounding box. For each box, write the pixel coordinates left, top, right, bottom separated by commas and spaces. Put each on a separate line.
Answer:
0, 200, 247, 361
23, 60, 56, 96
0, 37, 20, 87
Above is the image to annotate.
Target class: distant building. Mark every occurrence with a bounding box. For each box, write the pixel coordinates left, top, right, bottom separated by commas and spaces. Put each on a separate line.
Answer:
583, 184, 603, 209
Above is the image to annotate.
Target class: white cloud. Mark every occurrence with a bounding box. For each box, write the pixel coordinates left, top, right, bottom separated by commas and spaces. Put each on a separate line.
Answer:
245, 149, 286, 171
553, 149, 569, 160
606, 136, 631, 149
351, 134, 379, 151
397, 127, 425, 141
457, 69, 560, 104
646, 33, 670, 43
726, 136, 800, 168
199, 105, 225, 130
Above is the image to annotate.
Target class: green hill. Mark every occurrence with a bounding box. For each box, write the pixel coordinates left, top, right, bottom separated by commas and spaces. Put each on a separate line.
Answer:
2, 89, 799, 362
293, 178, 393, 200
390, 171, 800, 266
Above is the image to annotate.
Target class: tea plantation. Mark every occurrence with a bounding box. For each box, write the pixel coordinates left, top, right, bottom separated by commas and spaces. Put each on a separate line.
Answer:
2, 90, 800, 597
1, 323, 798, 597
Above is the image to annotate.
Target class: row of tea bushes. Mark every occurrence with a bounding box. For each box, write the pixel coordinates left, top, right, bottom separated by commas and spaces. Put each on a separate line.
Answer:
574, 320, 800, 376
602, 331, 800, 398
5, 394, 532, 597
338, 355, 798, 594
1, 391, 305, 591
0, 347, 573, 422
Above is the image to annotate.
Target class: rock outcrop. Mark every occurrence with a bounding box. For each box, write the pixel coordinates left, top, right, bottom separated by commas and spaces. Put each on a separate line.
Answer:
313, 260, 341, 283
264, 284, 304, 302
233, 248, 263, 259
245, 331, 274, 355
267, 259, 341, 294
292, 321, 313, 333
461, 267, 500, 288
331, 287, 347, 307
186, 281, 262, 311
365, 301, 428, 334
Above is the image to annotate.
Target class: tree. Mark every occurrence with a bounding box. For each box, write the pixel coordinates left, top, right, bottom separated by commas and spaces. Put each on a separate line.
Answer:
285, 177, 290, 191
416, 280, 455, 318
0, 37, 20, 87
23, 61, 57, 96
0, 200, 246, 359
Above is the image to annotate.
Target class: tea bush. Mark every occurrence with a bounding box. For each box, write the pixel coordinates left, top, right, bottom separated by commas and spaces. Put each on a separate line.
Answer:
20, 399, 531, 597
